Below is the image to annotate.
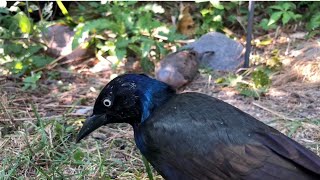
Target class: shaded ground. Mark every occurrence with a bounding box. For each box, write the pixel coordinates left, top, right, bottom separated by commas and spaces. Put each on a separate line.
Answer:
0, 36, 319, 179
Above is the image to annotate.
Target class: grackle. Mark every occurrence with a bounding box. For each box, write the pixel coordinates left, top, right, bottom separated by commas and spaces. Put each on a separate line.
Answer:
77, 74, 320, 180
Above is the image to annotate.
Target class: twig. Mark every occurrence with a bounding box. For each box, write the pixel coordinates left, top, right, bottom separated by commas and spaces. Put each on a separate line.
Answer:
252, 102, 296, 121
0, 138, 9, 149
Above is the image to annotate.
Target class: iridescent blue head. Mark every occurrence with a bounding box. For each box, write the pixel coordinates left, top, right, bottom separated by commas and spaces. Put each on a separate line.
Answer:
76, 74, 175, 142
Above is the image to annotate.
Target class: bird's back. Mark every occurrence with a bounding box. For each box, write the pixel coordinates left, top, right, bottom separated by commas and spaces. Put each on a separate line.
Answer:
135, 92, 320, 180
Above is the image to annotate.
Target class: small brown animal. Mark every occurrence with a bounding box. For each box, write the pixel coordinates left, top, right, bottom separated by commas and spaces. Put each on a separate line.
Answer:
155, 50, 213, 89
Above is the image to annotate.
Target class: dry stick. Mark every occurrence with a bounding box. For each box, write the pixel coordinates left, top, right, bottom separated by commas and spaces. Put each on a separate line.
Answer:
252, 102, 297, 121
0, 138, 9, 149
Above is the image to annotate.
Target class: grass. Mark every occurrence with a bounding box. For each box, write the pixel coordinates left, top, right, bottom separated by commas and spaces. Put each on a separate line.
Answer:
0, 111, 160, 179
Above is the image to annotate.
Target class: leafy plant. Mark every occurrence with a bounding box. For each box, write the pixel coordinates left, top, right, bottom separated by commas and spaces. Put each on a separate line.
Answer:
236, 69, 271, 98
197, 1, 238, 33
306, 12, 320, 31
216, 68, 271, 98
267, 2, 302, 26
71, 2, 185, 72
22, 71, 42, 90
0, 2, 54, 77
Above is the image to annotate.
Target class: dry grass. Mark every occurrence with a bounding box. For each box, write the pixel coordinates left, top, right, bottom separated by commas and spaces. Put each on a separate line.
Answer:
273, 60, 320, 86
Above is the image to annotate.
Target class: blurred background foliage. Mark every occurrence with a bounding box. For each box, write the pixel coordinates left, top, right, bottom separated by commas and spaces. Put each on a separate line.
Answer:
0, 1, 319, 93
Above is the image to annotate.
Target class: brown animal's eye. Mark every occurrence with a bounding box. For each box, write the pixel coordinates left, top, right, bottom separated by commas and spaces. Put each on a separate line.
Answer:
103, 98, 112, 107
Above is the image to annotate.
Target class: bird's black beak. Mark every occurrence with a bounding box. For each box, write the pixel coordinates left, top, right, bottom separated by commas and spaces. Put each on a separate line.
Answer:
76, 114, 107, 143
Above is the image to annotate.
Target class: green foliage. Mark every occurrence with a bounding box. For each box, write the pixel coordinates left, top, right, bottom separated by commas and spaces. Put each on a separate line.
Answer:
14, 11, 32, 34
2, 1, 320, 79
197, 1, 239, 33
22, 71, 42, 90
237, 69, 271, 98
0, 2, 54, 79
71, 2, 184, 72
306, 12, 320, 31
216, 68, 272, 98
259, 18, 277, 31
267, 2, 302, 26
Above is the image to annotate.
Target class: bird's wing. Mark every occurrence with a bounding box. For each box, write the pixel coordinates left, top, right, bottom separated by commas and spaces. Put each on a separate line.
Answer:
139, 93, 320, 180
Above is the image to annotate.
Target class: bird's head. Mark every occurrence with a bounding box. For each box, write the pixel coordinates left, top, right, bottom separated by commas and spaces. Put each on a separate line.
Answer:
76, 74, 175, 142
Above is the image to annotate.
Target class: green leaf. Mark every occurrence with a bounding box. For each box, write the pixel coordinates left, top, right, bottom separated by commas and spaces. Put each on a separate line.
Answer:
72, 19, 111, 49
294, 14, 302, 20
30, 55, 54, 68
210, 0, 224, 10
269, 5, 283, 11
155, 42, 167, 57
213, 15, 222, 22
236, 83, 258, 97
23, 72, 42, 90
73, 149, 85, 162
116, 37, 130, 48
136, 12, 161, 32
252, 70, 271, 88
115, 48, 126, 61
281, 2, 295, 11
307, 13, 320, 30
25, 45, 43, 56
141, 39, 154, 58
128, 44, 142, 57
89, 2, 99, 8
158, 27, 186, 42
4, 42, 24, 54
0, 8, 9, 14
268, 12, 283, 26
14, 12, 32, 34
282, 12, 291, 25
200, 9, 211, 16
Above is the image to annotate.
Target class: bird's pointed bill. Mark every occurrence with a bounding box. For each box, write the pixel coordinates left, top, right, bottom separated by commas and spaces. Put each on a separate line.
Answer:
76, 114, 107, 142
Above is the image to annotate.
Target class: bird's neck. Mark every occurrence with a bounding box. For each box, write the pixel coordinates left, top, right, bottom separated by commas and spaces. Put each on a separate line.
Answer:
136, 81, 175, 124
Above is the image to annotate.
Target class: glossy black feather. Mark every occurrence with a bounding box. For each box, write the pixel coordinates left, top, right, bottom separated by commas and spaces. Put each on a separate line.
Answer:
135, 93, 320, 180
77, 74, 320, 180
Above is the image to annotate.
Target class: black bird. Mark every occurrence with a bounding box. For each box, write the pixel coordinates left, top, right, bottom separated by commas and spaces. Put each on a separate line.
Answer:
77, 74, 320, 180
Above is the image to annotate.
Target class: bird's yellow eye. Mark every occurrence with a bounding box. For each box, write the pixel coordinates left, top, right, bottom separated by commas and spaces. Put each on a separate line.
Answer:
103, 98, 112, 107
